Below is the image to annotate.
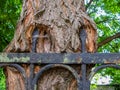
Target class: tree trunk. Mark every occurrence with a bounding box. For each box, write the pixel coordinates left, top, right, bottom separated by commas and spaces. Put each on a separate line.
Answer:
4, 0, 97, 90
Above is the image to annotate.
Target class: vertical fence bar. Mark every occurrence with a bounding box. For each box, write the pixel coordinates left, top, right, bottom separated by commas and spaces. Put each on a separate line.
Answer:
80, 29, 90, 90
29, 64, 34, 90
81, 64, 90, 90
80, 29, 87, 53
28, 27, 39, 90
31, 27, 39, 52
81, 64, 86, 90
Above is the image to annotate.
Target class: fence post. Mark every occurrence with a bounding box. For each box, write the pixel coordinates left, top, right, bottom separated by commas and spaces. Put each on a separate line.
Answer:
81, 64, 90, 90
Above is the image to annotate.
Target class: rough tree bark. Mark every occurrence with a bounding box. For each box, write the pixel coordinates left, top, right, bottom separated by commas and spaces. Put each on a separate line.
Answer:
4, 0, 97, 90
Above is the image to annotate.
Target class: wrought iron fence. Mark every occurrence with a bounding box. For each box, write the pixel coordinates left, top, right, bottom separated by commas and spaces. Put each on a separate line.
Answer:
0, 29, 120, 90
0, 53, 120, 90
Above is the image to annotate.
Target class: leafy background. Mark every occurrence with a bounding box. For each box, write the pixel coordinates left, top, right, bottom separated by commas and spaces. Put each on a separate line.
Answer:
0, 0, 22, 51
0, 0, 120, 89
0, 0, 22, 89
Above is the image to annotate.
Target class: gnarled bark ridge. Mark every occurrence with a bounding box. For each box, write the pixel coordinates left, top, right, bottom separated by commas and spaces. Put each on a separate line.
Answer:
5, 0, 97, 53
4, 0, 97, 90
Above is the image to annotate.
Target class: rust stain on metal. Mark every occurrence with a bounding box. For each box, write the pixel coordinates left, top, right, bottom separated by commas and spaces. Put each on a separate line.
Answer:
113, 59, 120, 64
63, 58, 69, 63
104, 60, 112, 64
77, 58, 82, 63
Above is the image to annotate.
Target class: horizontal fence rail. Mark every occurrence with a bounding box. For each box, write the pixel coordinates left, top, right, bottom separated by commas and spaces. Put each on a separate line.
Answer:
0, 53, 120, 64
0, 53, 120, 90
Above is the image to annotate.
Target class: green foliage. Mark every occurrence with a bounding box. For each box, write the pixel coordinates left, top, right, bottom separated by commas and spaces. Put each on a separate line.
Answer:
86, 0, 120, 52
99, 67, 120, 84
0, 0, 22, 51
91, 66, 120, 90
0, 0, 22, 89
90, 84, 97, 90
0, 68, 6, 90
86, 0, 120, 87
102, 0, 120, 13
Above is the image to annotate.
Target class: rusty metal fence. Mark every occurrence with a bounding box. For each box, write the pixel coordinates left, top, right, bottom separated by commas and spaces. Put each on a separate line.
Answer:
0, 29, 120, 90
1, 53, 120, 90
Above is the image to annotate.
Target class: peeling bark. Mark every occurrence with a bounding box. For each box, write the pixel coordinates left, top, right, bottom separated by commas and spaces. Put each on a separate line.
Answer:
5, 66, 25, 90
5, 0, 97, 53
4, 0, 97, 90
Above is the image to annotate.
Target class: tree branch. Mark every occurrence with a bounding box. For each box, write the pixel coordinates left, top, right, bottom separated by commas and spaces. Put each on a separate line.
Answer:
96, 18, 120, 24
86, 0, 94, 10
98, 32, 120, 48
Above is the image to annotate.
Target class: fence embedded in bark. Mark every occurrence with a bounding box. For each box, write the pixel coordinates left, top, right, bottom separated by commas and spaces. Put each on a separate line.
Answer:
1, 29, 120, 90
